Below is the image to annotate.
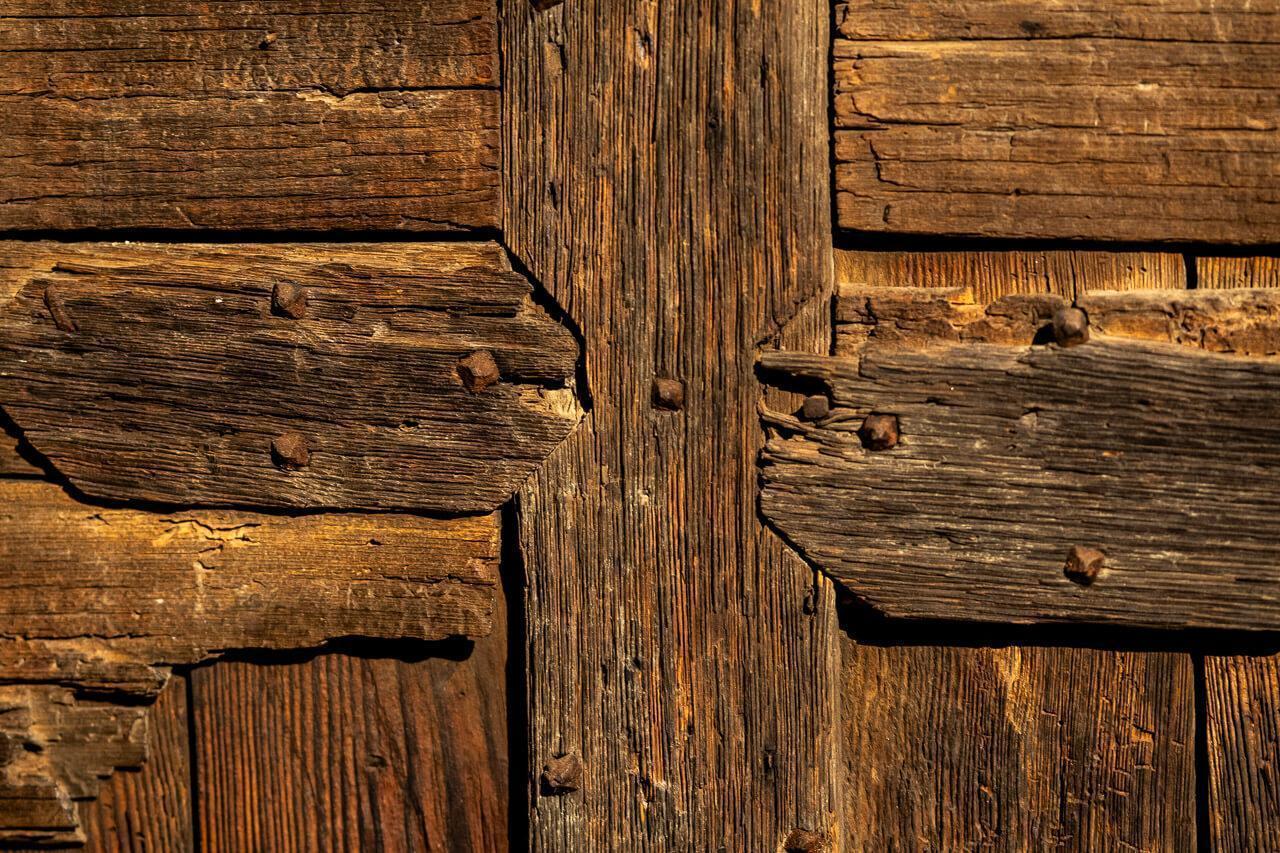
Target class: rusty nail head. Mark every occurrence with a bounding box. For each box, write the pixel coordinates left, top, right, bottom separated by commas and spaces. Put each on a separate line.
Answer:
457, 350, 501, 393
858, 413, 899, 451
43, 284, 78, 333
272, 281, 307, 319
271, 431, 310, 470
531, 0, 564, 9
1063, 545, 1105, 586
1052, 307, 1089, 347
784, 829, 826, 852
801, 395, 830, 421
540, 752, 582, 795
258, 32, 278, 49
651, 377, 685, 411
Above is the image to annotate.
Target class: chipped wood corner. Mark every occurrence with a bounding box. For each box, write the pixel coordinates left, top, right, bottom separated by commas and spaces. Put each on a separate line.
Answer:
0, 241, 585, 845
758, 253, 1280, 633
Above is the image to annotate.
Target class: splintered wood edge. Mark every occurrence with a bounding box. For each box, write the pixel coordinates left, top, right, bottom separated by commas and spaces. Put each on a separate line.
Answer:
760, 286, 1280, 632
0, 479, 501, 845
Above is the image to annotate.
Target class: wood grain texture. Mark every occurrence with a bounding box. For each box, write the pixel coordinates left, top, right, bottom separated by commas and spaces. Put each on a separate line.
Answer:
0, 479, 498, 659
1199, 256, 1280, 290
833, 0, 1280, 242
192, 604, 508, 852
1205, 655, 1280, 851
762, 336, 1280, 631
77, 675, 192, 853
505, 0, 843, 848
0, 241, 581, 512
844, 644, 1195, 850
0, 1, 498, 231
836, 250, 1184, 302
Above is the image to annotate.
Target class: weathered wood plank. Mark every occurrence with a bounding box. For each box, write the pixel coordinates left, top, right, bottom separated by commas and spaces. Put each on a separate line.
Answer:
0, 479, 498, 658
762, 329, 1280, 631
844, 643, 1195, 849
1200, 256, 1280, 291
505, 0, 843, 848
0, 242, 581, 511
76, 675, 191, 853
1205, 655, 1280, 851
0, 1, 498, 231
833, 0, 1280, 242
193, 617, 508, 851
836, 250, 1184, 302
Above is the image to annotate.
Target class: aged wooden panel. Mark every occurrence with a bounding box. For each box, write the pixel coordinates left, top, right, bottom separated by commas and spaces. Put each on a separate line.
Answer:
0, 479, 498, 657
0, 242, 581, 511
762, 335, 1280, 631
193, 620, 508, 851
844, 643, 1195, 849
1204, 655, 1280, 851
0, 1, 498, 231
833, 0, 1280, 242
76, 676, 191, 853
1200, 256, 1280, 291
836, 250, 1184, 301
505, 0, 843, 848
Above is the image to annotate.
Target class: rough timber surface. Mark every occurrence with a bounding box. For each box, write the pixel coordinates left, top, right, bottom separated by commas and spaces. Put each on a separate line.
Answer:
833, 0, 1280, 242
844, 644, 1195, 850
0, 0, 499, 231
0, 242, 581, 512
192, 594, 510, 852
504, 0, 843, 848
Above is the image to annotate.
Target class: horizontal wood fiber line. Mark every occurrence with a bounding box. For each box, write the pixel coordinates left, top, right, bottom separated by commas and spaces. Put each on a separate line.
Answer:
0, 0, 498, 231
833, 0, 1280, 243
193, 588, 509, 852
0, 241, 581, 512
0, 478, 499, 659
762, 338, 1280, 632
844, 644, 1196, 850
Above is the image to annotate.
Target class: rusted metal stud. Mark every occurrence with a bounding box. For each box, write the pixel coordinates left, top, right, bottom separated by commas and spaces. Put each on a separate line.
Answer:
271, 281, 308, 319
1051, 306, 1089, 347
531, 0, 564, 9
784, 829, 826, 852
800, 395, 830, 421
43, 285, 78, 333
271, 431, 310, 470
540, 752, 582, 795
858, 413, 899, 451
1063, 545, 1105, 586
651, 377, 685, 411
457, 350, 501, 393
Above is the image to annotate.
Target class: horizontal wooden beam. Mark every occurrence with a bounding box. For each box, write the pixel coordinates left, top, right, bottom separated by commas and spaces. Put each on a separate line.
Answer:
762, 291, 1280, 631
0, 0, 498, 231
0, 242, 582, 511
833, 0, 1280, 243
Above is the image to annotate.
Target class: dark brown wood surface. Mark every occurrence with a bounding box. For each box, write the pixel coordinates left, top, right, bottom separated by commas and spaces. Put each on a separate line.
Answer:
504, 0, 843, 848
192, 601, 509, 852
833, 0, 1280, 242
0, 242, 581, 512
844, 644, 1195, 850
0, 0, 498, 231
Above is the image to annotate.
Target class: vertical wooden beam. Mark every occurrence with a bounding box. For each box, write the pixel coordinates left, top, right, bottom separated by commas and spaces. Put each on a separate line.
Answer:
504, 1, 842, 848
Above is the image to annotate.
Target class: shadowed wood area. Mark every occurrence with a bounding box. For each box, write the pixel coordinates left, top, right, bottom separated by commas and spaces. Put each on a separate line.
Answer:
833, 0, 1280, 242
844, 644, 1195, 850
0, 242, 581, 512
0, 0, 498, 231
504, 0, 843, 847
192, 609, 509, 852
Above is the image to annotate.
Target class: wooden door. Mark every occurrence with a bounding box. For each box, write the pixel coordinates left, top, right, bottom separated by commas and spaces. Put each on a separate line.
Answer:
1, 1, 1279, 850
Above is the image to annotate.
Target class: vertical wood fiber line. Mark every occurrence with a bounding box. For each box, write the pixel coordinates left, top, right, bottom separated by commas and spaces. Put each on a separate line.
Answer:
503, 1, 842, 848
